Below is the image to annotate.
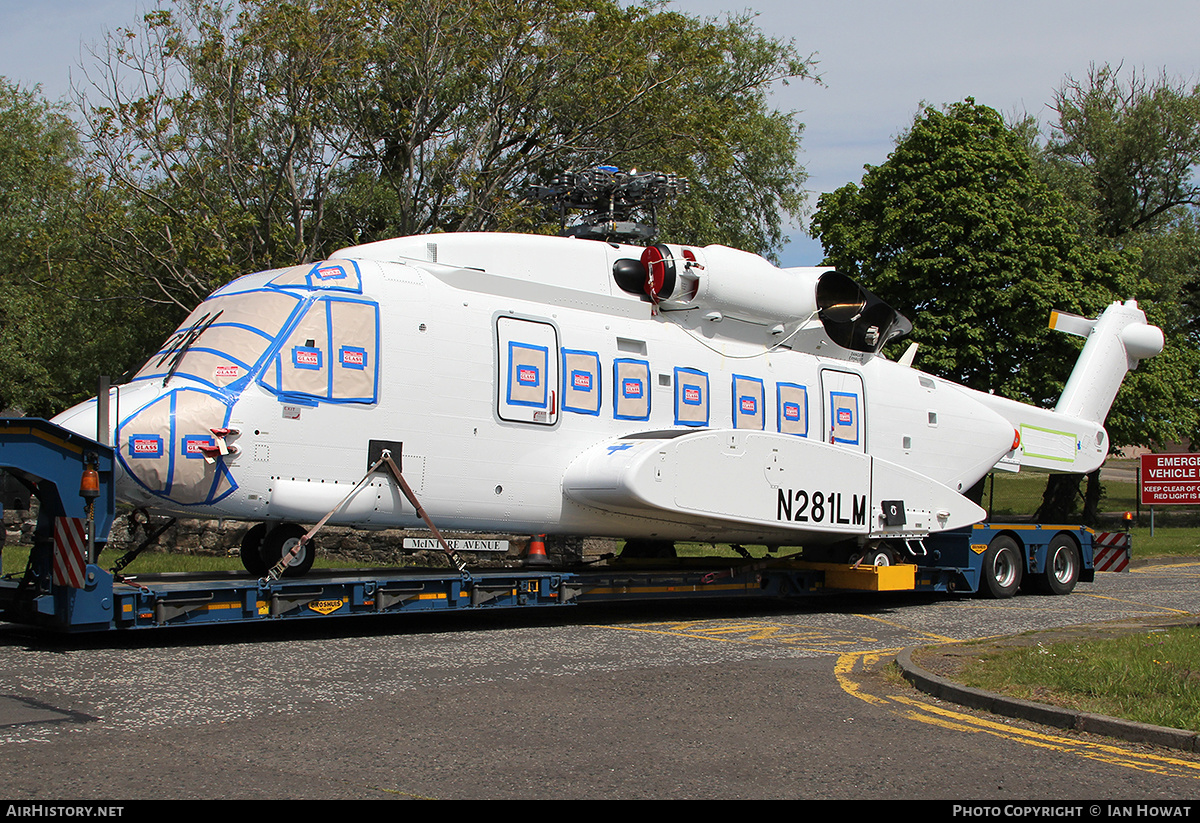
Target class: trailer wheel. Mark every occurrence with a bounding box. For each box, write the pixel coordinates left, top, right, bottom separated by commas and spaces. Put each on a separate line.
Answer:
981, 535, 1022, 598
1038, 534, 1081, 596
260, 523, 315, 577
239, 523, 268, 576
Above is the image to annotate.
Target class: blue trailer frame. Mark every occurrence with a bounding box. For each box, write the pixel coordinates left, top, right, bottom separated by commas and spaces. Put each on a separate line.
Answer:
0, 419, 1097, 633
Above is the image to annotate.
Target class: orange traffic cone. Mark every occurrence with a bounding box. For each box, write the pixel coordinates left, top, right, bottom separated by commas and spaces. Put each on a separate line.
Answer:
524, 534, 551, 567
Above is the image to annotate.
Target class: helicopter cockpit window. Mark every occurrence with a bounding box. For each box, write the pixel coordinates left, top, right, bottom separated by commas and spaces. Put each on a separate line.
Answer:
260, 295, 380, 404
133, 289, 303, 391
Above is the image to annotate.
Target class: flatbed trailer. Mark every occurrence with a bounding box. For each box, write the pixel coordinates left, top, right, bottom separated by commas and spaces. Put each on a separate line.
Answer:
0, 419, 1100, 633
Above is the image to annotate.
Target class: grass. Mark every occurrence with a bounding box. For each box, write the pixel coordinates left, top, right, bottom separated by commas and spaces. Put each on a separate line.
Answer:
936, 464, 1200, 735
986, 463, 1200, 522
1125, 526, 1200, 558
0, 546, 370, 577
951, 627, 1200, 733
4, 524, 1198, 576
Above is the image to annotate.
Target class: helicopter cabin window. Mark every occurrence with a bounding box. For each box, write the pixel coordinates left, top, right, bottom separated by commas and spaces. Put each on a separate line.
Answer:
674, 367, 709, 427
497, 317, 559, 425
732, 374, 765, 430
261, 295, 380, 404
829, 392, 861, 446
816, 369, 865, 452
613, 359, 651, 421
561, 349, 601, 416
777, 382, 809, 436
820, 369, 865, 451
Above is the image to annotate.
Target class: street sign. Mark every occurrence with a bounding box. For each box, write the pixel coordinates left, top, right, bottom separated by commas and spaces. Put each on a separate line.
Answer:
1139, 453, 1200, 506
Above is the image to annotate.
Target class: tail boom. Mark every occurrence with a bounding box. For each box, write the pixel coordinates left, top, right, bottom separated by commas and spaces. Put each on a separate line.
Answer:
961, 300, 1162, 475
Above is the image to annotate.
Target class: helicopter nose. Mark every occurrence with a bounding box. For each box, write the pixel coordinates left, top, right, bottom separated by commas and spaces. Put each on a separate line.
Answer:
112, 387, 238, 506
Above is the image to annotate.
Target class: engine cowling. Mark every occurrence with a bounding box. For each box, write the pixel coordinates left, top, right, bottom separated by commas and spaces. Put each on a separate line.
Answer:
611, 244, 910, 354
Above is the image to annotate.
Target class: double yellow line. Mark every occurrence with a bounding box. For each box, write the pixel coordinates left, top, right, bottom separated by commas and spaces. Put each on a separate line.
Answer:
594, 614, 1200, 779
836, 650, 1200, 779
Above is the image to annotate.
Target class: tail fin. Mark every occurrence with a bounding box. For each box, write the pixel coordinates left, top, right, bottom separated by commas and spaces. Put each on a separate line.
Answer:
1052, 300, 1163, 424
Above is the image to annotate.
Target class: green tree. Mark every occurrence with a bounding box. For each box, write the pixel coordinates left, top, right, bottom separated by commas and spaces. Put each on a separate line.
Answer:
812, 100, 1133, 407
1036, 66, 1200, 521
1048, 65, 1200, 238
0, 79, 165, 416
1042, 65, 1200, 453
80, 0, 364, 310
80, 0, 816, 311
815, 83, 1199, 525
1024, 66, 1200, 521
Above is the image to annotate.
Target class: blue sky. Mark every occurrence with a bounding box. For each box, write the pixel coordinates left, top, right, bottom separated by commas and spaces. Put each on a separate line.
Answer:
2, 1, 1198, 266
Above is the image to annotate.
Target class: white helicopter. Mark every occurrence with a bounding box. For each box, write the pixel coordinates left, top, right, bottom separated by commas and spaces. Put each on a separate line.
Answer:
51, 168, 1164, 576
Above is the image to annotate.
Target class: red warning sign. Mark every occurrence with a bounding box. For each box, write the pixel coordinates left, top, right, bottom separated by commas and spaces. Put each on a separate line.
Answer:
1140, 453, 1200, 506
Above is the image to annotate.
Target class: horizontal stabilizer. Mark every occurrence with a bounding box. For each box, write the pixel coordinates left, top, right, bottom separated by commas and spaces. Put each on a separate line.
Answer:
1048, 310, 1096, 338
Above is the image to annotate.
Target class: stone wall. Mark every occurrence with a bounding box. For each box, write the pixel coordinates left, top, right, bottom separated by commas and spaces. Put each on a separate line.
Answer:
3, 501, 616, 568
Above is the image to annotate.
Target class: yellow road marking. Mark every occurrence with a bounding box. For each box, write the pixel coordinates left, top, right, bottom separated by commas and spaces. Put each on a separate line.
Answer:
834, 650, 897, 707
852, 612, 957, 643
596, 619, 879, 650
836, 650, 1200, 780
1129, 562, 1200, 572
1076, 592, 1193, 614
591, 615, 1200, 779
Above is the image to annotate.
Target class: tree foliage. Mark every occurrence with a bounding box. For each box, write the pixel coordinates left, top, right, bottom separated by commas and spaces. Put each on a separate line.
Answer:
812, 99, 1132, 405
1041, 66, 1200, 452
814, 74, 1200, 524
79, 0, 816, 311
1047, 65, 1200, 238
0, 80, 79, 412
0, 79, 165, 416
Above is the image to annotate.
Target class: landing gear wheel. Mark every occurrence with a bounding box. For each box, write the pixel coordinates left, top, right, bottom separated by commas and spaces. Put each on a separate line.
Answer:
239, 523, 268, 576
981, 535, 1023, 598
862, 545, 897, 566
848, 543, 896, 566
259, 523, 315, 577
1038, 534, 1081, 596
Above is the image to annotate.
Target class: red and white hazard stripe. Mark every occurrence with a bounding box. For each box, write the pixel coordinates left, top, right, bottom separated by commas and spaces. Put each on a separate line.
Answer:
53, 517, 88, 588
1093, 531, 1131, 573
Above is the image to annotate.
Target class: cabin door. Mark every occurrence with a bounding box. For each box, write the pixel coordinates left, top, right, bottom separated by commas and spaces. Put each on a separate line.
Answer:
496, 316, 559, 426
820, 368, 866, 452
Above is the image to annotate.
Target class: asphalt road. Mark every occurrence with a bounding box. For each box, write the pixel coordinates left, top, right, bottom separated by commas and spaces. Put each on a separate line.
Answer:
1, 560, 1198, 801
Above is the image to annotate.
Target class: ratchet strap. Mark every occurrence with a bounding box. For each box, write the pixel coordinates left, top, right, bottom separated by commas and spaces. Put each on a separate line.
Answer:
264, 449, 473, 583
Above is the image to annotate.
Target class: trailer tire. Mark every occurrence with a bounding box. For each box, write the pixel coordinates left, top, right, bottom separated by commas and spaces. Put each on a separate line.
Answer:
981, 535, 1022, 598
240, 523, 268, 576
1038, 534, 1081, 596
260, 523, 315, 577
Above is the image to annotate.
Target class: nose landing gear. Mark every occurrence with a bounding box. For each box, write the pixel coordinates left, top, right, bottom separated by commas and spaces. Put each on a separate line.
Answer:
239, 522, 315, 577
